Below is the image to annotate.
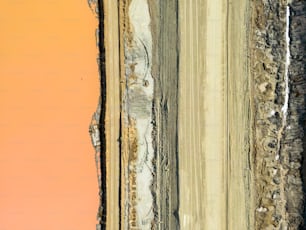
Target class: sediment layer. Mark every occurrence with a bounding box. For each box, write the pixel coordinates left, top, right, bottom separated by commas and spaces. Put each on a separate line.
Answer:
120, 0, 156, 228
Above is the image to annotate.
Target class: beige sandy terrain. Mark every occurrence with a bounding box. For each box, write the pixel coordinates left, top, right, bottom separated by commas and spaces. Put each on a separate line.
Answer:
101, 0, 253, 229
178, 0, 252, 229
96, 0, 306, 229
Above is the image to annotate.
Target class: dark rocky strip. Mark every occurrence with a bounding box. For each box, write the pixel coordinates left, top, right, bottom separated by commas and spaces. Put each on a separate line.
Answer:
287, 1, 306, 228
97, 0, 107, 229
149, 0, 180, 229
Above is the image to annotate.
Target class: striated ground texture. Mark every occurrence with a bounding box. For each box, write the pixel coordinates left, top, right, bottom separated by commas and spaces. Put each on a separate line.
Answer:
90, 0, 306, 229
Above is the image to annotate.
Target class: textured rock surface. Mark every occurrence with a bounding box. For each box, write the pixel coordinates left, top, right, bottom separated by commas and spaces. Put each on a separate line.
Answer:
251, 0, 305, 229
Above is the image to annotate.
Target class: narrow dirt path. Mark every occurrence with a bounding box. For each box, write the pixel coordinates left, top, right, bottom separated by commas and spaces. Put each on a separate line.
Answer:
103, 0, 120, 229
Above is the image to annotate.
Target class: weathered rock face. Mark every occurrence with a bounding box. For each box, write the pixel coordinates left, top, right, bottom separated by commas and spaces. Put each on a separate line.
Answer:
251, 0, 305, 229
288, 1, 306, 227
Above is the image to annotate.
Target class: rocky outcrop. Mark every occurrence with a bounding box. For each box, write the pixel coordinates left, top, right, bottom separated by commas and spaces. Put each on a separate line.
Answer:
251, 0, 305, 229
288, 1, 306, 227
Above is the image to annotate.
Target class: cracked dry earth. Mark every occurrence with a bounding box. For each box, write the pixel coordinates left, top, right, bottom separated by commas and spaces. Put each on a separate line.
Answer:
89, 0, 306, 229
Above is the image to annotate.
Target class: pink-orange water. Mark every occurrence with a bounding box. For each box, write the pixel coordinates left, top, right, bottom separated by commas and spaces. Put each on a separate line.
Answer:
0, 1, 99, 229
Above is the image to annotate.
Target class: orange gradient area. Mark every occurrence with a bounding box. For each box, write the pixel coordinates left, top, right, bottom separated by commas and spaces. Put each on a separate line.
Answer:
0, 1, 99, 229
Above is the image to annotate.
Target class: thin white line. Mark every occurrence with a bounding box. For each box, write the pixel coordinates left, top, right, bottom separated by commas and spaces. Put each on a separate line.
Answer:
278, 5, 291, 228
282, 5, 290, 124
